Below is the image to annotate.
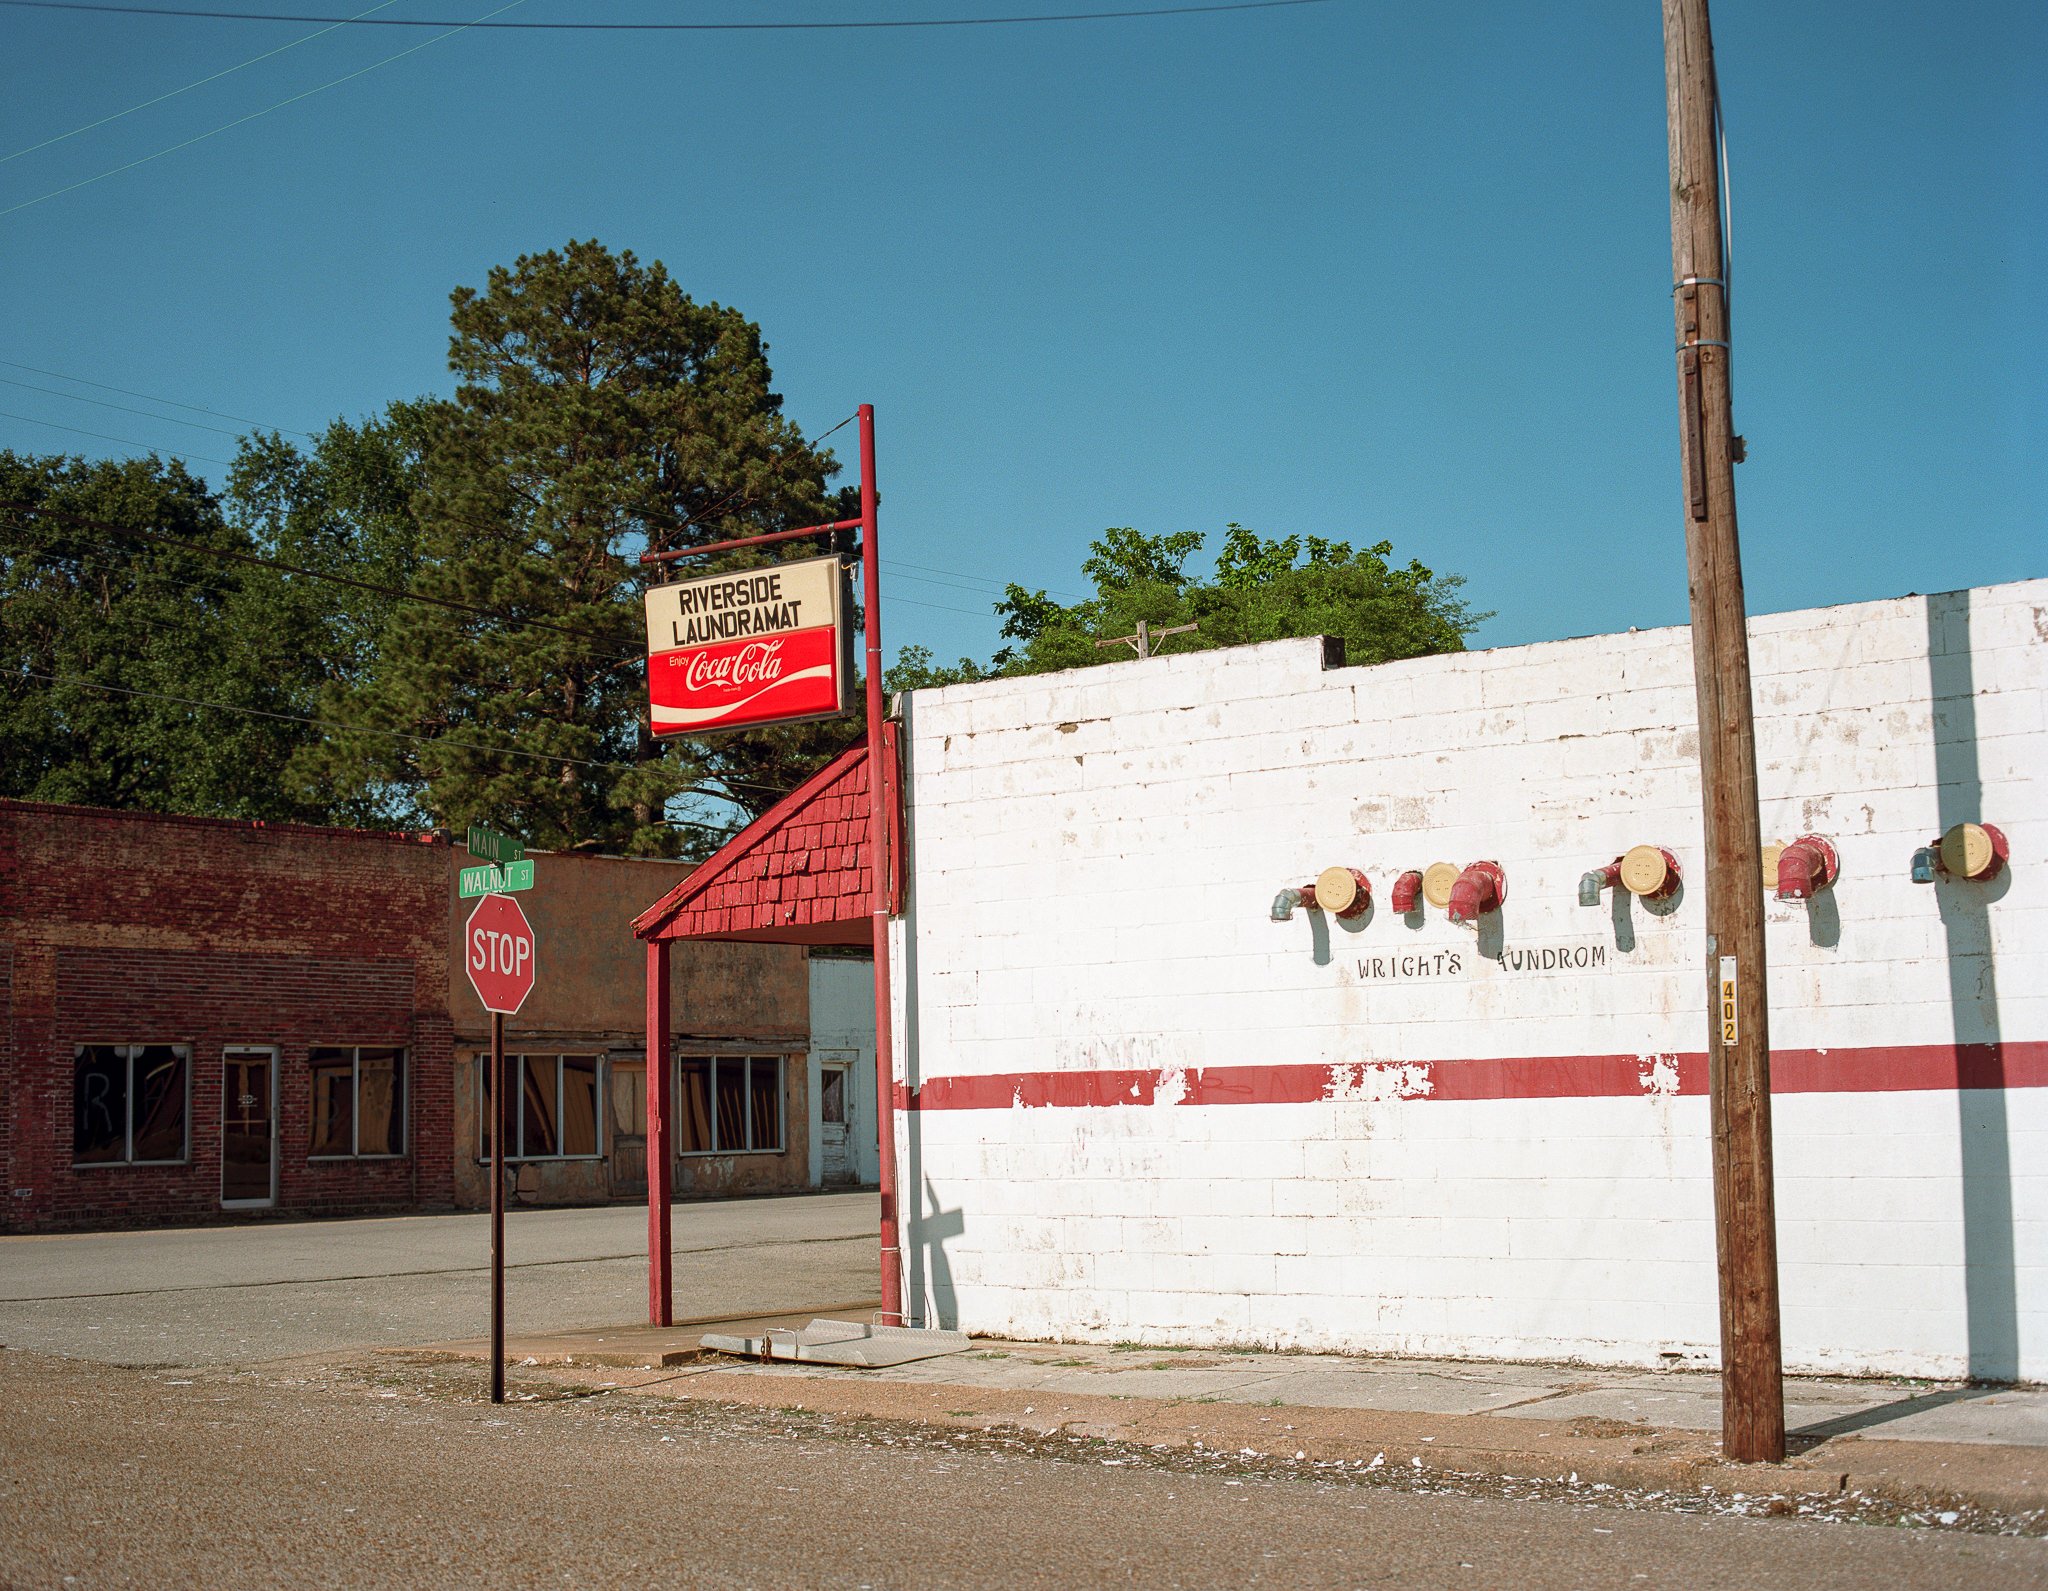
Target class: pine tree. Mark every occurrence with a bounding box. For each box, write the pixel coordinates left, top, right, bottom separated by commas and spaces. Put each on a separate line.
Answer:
301, 241, 857, 854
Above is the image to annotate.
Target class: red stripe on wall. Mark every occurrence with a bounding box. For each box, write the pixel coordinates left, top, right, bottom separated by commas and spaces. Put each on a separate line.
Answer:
904, 1041, 2048, 1112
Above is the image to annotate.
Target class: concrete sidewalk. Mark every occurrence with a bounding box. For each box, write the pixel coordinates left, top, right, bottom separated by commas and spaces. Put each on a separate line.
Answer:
399, 1326, 2048, 1524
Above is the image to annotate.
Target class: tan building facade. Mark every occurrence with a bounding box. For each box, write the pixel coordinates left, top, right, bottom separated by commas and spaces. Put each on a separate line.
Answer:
447, 849, 814, 1209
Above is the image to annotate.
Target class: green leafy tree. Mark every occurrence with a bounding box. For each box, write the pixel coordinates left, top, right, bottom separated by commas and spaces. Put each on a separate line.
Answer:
884, 644, 991, 692
227, 403, 438, 703
986, 523, 1482, 676
0, 451, 341, 819
298, 241, 858, 855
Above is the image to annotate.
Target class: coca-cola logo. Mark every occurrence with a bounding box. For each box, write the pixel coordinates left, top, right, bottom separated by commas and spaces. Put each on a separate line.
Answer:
683, 639, 787, 696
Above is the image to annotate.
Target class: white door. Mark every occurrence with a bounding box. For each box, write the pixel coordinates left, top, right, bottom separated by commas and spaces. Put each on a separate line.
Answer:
818, 1053, 856, 1186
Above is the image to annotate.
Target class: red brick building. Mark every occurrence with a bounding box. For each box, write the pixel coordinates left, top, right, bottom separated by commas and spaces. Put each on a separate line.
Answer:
0, 801, 454, 1232
0, 799, 830, 1234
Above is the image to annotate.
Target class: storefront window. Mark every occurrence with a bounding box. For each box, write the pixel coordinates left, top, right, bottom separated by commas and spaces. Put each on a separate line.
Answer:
479, 1055, 600, 1160
674, 1055, 784, 1155
308, 1047, 407, 1158
71, 1044, 189, 1166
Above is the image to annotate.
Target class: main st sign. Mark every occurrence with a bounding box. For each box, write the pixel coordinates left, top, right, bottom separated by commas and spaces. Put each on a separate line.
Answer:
643, 553, 852, 736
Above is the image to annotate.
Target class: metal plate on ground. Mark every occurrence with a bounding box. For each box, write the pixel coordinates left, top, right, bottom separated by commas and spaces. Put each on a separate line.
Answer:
699, 1319, 972, 1368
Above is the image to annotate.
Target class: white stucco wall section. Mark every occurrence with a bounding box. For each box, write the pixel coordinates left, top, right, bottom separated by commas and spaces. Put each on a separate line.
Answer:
889, 580, 2047, 1379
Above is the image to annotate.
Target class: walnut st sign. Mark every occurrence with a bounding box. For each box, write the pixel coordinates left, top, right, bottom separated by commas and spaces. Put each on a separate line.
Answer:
644, 553, 852, 735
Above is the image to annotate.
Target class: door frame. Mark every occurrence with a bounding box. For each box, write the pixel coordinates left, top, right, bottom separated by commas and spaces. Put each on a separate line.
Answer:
816, 1050, 858, 1186
607, 1056, 649, 1199
220, 1044, 279, 1209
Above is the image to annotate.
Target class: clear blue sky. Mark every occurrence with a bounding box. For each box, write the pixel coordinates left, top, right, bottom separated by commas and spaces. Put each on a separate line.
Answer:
2, 0, 2040, 666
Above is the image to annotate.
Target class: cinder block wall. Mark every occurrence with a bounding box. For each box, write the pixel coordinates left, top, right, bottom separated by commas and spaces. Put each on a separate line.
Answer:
891, 580, 2046, 1380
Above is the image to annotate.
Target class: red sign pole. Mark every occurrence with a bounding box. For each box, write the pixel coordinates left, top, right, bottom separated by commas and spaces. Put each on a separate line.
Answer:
860, 404, 905, 1327
631, 413, 902, 1326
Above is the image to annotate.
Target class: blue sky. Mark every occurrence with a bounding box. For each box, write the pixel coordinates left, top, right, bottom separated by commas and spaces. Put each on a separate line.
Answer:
2, 0, 2041, 667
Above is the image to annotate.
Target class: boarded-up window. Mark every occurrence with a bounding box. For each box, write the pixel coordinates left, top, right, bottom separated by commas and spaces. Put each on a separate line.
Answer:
676, 1055, 784, 1155
480, 1055, 601, 1159
309, 1047, 406, 1158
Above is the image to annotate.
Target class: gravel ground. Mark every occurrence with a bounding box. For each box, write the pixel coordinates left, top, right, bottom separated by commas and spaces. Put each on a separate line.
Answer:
4, 1348, 2044, 1591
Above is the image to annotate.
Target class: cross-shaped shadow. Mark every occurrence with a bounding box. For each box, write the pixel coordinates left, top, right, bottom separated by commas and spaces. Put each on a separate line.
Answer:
918, 1175, 966, 1331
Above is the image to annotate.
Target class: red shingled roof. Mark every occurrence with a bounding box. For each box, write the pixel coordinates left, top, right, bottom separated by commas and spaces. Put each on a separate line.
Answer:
632, 731, 896, 946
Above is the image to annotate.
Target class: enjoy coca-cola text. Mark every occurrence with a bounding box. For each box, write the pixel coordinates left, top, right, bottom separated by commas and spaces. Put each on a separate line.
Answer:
683, 638, 787, 696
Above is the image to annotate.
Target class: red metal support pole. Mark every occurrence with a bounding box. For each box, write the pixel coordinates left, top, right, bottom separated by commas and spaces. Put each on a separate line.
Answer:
645, 937, 673, 1326
860, 404, 905, 1326
638, 517, 864, 565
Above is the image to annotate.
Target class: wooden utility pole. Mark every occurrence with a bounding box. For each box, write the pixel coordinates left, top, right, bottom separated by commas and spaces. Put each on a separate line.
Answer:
1096, 618, 1197, 659
1663, 0, 1784, 1463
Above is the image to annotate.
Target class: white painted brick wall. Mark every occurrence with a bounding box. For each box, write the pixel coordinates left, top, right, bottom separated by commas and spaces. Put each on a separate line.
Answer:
891, 580, 2048, 1379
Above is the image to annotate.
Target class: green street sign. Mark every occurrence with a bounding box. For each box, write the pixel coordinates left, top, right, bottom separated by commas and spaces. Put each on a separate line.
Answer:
467, 824, 524, 865
458, 858, 535, 899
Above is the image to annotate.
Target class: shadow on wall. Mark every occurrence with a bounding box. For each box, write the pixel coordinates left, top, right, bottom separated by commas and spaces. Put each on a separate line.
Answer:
894, 691, 964, 1331
1928, 590, 2018, 1381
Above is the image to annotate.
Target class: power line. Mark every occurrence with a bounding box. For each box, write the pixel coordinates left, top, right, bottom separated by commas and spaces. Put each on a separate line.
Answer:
2, 363, 1052, 616
0, 0, 534, 217
3, 517, 805, 802
14, 668, 766, 825
0, 359, 319, 438
883, 555, 1088, 603
19, 667, 634, 770
638, 410, 859, 555
0, 498, 644, 657
883, 590, 1001, 619
0, 408, 235, 466
0, 0, 406, 167
2, 0, 1333, 30
0, 374, 254, 439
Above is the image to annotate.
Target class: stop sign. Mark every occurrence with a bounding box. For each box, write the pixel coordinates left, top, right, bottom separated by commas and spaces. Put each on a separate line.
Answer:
465, 893, 536, 1015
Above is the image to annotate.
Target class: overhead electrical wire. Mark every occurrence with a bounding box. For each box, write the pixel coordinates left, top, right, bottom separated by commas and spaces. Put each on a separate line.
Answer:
12, 670, 748, 832
1, 0, 1332, 30
0, 359, 320, 438
0, 0, 534, 217
8, 538, 799, 800
1, 505, 856, 800
0, 0, 407, 166
20, 668, 631, 772
1, 366, 1057, 615
0, 498, 648, 656
0, 374, 257, 438
0, 408, 235, 466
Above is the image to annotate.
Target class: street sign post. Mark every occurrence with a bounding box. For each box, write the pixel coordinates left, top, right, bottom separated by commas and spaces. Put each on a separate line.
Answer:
458, 859, 535, 899
464, 891, 535, 1405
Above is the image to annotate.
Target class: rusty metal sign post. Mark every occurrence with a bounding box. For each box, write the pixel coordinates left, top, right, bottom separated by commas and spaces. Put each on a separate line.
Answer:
465, 887, 537, 1403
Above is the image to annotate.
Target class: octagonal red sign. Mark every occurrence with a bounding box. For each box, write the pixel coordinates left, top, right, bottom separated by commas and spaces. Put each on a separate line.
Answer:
465, 893, 536, 1015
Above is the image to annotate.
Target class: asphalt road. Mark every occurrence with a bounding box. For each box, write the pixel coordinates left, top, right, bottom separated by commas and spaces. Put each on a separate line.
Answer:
0, 1194, 880, 1366
2, 1350, 2040, 1591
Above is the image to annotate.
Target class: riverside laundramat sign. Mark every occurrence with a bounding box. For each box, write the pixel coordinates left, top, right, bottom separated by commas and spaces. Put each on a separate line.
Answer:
644, 553, 853, 735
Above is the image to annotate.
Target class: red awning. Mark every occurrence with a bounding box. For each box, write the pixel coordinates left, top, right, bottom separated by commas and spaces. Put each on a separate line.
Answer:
632, 731, 896, 947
